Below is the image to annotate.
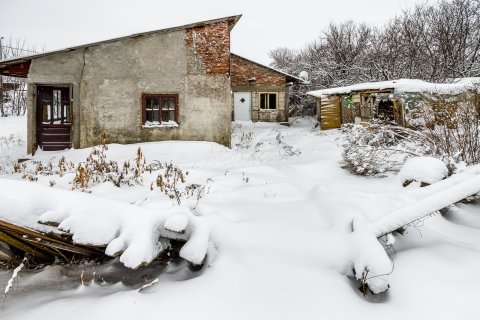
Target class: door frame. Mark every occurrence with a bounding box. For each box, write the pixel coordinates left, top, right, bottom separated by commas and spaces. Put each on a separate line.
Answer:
35, 84, 73, 151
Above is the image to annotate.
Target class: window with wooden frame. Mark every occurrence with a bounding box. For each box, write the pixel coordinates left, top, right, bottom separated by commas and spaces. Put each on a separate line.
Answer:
142, 93, 179, 127
259, 92, 278, 110
41, 87, 72, 125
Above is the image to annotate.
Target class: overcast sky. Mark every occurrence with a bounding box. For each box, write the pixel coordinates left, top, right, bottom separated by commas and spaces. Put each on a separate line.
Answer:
1, 0, 424, 65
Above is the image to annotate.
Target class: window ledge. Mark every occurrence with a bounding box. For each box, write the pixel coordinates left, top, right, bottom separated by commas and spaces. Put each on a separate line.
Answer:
259, 109, 277, 112
142, 121, 179, 128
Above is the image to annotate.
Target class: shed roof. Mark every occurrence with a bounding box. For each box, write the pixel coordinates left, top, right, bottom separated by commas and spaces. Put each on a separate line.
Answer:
307, 78, 480, 98
0, 15, 242, 77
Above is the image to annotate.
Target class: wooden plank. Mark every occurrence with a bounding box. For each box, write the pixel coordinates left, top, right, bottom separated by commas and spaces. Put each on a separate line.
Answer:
0, 219, 102, 257
0, 230, 50, 261
21, 234, 98, 256
41, 134, 71, 143
1, 229, 59, 257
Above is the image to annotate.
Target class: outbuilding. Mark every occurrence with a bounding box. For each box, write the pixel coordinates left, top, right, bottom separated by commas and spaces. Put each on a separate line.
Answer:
230, 53, 301, 123
0, 16, 242, 153
307, 78, 480, 129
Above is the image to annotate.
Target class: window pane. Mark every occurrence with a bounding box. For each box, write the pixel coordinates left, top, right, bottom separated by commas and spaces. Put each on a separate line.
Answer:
52, 90, 61, 122
169, 110, 175, 121
146, 97, 159, 111
162, 110, 169, 122
269, 94, 277, 109
169, 98, 175, 110
260, 94, 266, 109
162, 97, 168, 110
146, 110, 153, 122
63, 103, 71, 123
43, 103, 51, 123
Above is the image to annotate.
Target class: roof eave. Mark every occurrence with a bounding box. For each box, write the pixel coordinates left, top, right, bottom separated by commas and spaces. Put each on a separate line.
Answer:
0, 14, 243, 69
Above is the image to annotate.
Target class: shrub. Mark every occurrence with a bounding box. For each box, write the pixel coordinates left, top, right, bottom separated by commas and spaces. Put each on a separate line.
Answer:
342, 91, 480, 176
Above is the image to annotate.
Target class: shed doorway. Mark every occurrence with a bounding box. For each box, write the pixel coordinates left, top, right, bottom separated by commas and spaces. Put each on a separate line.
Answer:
36, 85, 72, 151
233, 92, 251, 121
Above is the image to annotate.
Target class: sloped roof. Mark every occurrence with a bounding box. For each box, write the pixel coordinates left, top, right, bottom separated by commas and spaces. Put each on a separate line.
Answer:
307, 78, 480, 98
0, 15, 242, 76
230, 53, 304, 83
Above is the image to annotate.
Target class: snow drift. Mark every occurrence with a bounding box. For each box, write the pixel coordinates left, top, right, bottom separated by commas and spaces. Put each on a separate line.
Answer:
0, 179, 210, 268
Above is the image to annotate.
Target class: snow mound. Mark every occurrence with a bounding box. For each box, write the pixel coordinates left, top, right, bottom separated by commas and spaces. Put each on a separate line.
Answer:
398, 157, 448, 185
0, 179, 210, 269
164, 214, 189, 233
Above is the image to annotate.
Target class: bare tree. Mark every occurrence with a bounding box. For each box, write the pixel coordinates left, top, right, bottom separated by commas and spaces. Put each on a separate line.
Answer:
0, 37, 41, 117
270, 0, 480, 110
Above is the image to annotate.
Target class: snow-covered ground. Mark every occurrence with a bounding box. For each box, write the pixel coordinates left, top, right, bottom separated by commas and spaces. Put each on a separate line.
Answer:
0, 116, 27, 168
1, 116, 480, 319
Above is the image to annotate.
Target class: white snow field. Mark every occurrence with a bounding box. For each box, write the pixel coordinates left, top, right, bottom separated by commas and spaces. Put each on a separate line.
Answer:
1, 116, 480, 320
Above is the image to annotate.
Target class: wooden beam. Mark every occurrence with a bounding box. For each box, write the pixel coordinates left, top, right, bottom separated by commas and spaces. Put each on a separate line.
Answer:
0, 230, 51, 261
0, 62, 30, 77
0, 219, 103, 257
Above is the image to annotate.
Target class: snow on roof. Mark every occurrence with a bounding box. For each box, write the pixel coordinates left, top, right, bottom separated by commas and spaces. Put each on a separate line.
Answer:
307, 78, 480, 98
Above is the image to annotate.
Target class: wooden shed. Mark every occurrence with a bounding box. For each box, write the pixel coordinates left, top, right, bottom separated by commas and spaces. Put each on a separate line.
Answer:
307, 78, 480, 129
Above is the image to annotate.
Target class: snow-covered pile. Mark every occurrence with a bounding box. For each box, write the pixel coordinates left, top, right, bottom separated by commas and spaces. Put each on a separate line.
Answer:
0, 179, 210, 268
398, 156, 448, 186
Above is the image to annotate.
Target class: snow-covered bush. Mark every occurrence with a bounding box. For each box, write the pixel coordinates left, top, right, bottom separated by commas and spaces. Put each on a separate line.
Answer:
343, 92, 480, 176
275, 131, 301, 158
234, 131, 253, 150
152, 162, 189, 205
341, 123, 431, 175
406, 93, 480, 168
72, 144, 148, 191
10, 157, 75, 181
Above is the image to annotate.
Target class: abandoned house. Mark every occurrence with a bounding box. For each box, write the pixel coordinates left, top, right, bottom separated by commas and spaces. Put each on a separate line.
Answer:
0, 15, 297, 153
307, 78, 480, 130
230, 53, 301, 123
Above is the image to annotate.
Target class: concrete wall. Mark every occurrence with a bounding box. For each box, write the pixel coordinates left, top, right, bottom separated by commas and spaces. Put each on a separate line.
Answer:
26, 21, 232, 153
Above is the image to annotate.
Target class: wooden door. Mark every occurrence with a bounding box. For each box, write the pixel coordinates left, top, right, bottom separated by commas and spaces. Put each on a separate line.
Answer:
36, 86, 72, 151
319, 96, 341, 129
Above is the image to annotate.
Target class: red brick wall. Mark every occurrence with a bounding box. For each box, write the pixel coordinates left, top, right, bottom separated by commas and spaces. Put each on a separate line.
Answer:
185, 21, 230, 75
230, 55, 286, 87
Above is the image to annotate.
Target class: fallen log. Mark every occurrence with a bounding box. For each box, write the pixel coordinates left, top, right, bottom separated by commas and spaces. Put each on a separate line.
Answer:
353, 169, 480, 296
372, 172, 480, 238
